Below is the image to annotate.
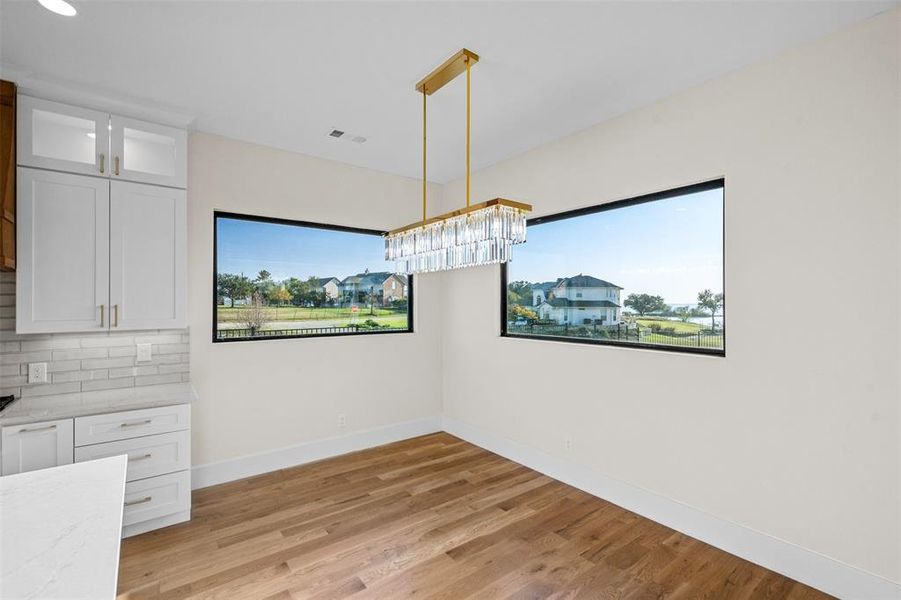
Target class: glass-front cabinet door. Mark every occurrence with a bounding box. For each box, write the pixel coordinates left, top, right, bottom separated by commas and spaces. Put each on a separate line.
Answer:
17, 96, 110, 177
110, 116, 186, 189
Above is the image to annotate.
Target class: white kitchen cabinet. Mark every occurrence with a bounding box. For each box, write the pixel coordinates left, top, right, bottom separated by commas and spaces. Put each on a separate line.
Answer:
1, 418, 74, 475
110, 181, 187, 329
17, 96, 110, 177
111, 115, 186, 188
16, 168, 110, 333
16, 173, 186, 334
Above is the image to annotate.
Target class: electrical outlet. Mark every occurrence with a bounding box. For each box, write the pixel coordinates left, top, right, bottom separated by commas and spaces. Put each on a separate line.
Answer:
136, 343, 152, 362
564, 437, 574, 452
337, 413, 347, 428
28, 362, 47, 384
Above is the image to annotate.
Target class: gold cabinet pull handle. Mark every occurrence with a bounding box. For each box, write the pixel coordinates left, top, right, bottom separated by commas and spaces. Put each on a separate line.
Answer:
120, 419, 152, 428
100, 304, 105, 327
99, 153, 105, 174
18, 424, 56, 434
113, 304, 119, 327
128, 453, 152, 462
125, 496, 152, 507
114, 156, 120, 176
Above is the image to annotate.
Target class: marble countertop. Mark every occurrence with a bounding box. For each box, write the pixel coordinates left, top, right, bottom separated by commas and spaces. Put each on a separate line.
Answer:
0, 455, 127, 599
0, 382, 196, 427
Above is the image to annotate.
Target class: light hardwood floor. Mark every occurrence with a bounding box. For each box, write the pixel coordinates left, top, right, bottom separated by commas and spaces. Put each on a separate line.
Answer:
118, 433, 832, 599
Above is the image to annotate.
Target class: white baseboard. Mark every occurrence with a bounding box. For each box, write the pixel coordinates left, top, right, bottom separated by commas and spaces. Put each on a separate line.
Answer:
441, 416, 900, 600
191, 416, 442, 490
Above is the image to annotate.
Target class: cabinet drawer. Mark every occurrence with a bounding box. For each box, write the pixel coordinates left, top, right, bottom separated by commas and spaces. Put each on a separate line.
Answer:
122, 470, 190, 527
74, 430, 189, 482
1, 418, 74, 475
75, 404, 189, 446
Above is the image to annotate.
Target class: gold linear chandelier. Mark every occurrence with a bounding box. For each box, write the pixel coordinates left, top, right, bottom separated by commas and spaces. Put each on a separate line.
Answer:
385, 49, 532, 275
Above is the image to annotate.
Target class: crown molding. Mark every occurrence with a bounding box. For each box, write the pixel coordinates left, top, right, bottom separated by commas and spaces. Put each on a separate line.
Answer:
0, 63, 195, 128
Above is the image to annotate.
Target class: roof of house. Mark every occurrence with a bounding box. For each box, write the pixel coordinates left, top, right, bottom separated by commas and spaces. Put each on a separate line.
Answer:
532, 281, 560, 292
554, 274, 622, 289
541, 298, 621, 308
317, 277, 338, 286
341, 271, 396, 288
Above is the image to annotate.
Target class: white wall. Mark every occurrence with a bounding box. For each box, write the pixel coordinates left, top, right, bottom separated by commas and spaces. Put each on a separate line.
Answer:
440, 9, 900, 584
187, 133, 443, 467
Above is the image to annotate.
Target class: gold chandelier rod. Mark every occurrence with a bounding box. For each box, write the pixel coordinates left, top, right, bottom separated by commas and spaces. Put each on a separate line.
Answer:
466, 57, 471, 208
414, 49, 480, 223
422, 89, 427, 223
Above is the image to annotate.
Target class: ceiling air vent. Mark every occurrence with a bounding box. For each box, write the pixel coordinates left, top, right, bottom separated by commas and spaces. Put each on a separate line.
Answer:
328, 129, 345, 138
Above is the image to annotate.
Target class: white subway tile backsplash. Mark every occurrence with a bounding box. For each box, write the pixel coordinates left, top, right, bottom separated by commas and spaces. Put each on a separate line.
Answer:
20, 382, 82, 397
81, 377, 136, 392
135, 373, 182, 387
109, 365, 158, 379
20, 338, 82, 351
52, 369, 109, 383
1, 350, 52, 365
51, 347, 108, 361
80, 335, 136, 348
108, 346, 138, 358
156, 343, 189, 355
81, 356, 140, 370
133, 334, 183, 345
0, 273, 189, 399
47, 360, 82, 373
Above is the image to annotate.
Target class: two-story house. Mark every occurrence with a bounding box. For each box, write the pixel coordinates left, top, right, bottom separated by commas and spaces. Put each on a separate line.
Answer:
316, 277, 341, 301
534, 274, 622, 325
340, 270, 408, 305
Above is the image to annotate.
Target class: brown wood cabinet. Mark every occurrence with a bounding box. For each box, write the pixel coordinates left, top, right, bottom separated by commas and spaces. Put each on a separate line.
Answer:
0, 80, 15, 271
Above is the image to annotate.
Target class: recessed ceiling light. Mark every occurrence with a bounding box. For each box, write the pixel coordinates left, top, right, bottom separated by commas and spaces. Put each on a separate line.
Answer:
38, 0, 77, 16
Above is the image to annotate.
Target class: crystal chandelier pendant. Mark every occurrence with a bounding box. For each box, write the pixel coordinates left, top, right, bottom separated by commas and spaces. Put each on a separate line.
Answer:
385, 199, 529, 275
384, 49, 532, 276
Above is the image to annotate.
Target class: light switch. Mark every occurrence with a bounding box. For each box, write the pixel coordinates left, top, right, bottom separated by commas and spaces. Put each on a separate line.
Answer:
136, 344, 152, 362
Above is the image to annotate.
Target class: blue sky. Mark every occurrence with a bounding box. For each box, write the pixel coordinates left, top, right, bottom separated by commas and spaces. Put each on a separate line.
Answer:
217, 187, 722, 304
216, 218, 386, 281
508, 188, 723, 305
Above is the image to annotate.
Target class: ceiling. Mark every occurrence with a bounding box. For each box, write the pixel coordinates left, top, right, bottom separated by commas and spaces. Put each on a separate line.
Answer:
1, 1, 896, 183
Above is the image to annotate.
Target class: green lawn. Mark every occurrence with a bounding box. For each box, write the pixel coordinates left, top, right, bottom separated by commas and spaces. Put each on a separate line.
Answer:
636, 318, 707, 334
217, 305, 402, 321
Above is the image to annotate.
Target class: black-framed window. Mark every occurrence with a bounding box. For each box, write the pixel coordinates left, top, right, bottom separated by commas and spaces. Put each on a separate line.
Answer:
502, 180, 724, 356
213, 212, 413, 342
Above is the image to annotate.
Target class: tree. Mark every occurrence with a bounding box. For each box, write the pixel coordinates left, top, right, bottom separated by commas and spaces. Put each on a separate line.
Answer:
674, 306, 691, 322
269, 286, 292, 306
697, 289, 724, 331
510, 305, 539, 323
623, 293, 667, 316
241, 293, 270, 335
507, 281, 533, 306
217, 272, 254, 307
283, 277, 305, 306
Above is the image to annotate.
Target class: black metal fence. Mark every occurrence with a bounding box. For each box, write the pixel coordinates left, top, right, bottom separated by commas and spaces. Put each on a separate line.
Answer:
217, 325, 408, 339
507, 322, 724, 349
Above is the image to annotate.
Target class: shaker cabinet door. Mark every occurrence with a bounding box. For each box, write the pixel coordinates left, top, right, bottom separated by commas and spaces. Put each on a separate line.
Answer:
16, 168, 110, 333
109, 181, 186, 330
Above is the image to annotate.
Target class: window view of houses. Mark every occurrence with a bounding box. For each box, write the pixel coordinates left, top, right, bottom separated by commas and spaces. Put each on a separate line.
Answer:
215, 216, 411, 340
506, 184, 725, 352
